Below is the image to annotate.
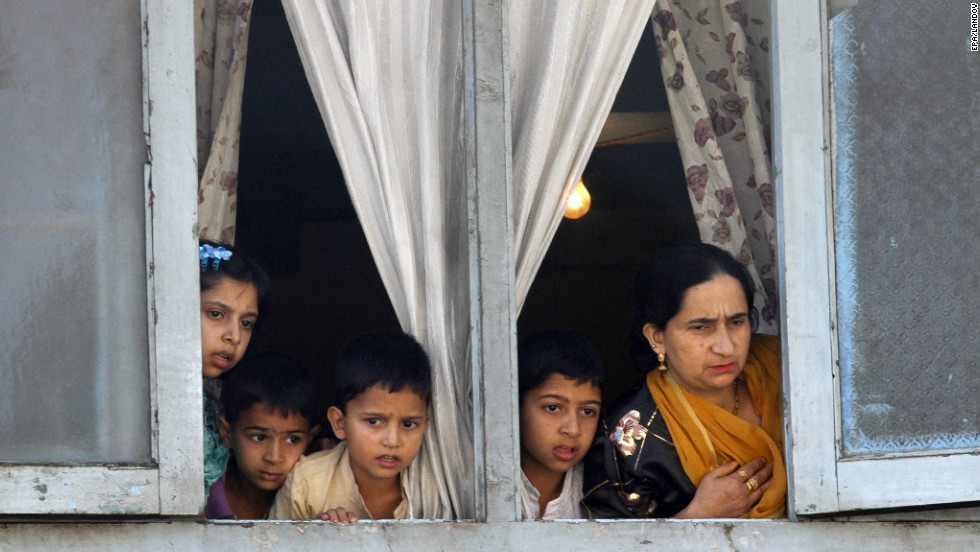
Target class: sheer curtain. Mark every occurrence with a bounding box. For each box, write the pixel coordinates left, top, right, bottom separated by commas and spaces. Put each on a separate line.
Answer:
282, 0, 653, 518
195, 0, 253, 244
282, 0, 469, 519
510, 1, 656, 307
652, 0, 778, 332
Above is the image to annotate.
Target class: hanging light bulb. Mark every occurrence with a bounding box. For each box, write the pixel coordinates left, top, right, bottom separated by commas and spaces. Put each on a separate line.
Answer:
563, 179, 591, 219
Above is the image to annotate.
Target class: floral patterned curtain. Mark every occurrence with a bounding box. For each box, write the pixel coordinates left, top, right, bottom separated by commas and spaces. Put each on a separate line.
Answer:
653, 0, 778, 333
195, 0, 253, 244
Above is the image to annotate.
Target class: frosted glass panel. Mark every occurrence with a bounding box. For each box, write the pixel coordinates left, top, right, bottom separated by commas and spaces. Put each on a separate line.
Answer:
831, 2, 980, 456
0, 1, 151, 462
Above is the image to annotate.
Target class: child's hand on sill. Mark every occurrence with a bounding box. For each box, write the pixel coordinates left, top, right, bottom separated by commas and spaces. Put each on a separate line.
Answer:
318, 507, 359, 522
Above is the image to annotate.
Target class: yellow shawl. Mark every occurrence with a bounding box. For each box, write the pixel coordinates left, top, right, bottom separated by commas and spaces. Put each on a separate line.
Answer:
646, 334, 786, 518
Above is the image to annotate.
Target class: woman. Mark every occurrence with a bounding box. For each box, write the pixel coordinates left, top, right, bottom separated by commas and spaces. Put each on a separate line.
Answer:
582, 243, 785, 519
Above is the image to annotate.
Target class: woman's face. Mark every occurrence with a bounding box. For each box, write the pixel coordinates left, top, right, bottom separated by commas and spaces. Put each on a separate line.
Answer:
644, 274, 751, 400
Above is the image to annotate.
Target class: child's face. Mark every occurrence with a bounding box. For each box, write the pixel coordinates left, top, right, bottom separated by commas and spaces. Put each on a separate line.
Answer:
219, 403, 319, 493
327, 384, 429, 487
519, 374, 602, 481
200, 277, 259, 378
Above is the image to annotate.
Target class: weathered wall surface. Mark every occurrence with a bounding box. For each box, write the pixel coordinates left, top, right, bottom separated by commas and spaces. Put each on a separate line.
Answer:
1, 519, 978, 552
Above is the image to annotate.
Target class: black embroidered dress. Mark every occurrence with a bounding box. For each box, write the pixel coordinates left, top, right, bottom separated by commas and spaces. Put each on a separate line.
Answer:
581, 385, 695, 518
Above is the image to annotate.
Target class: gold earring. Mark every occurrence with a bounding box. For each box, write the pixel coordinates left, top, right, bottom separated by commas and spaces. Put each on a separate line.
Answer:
656, 352, 667, 374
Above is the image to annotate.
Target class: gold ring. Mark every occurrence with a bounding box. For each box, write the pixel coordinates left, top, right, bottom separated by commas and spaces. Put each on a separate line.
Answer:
738, 468, 749, 479
745, 478, 759, 491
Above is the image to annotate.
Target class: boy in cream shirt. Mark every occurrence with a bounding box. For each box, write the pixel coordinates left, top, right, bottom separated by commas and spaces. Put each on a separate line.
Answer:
270, 331, 430, 521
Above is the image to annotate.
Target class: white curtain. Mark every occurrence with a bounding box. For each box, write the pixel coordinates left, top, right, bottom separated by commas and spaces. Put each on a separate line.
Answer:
282, 0, 653, 518
510, 1, 656, 307
282, 1, 469, 519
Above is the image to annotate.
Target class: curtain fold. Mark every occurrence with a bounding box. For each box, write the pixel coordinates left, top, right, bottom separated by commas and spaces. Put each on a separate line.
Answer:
195, 0, 253, 244
510, 0, 656, 308
283, 0, 654, 518
281, 0, 469, 519
652, 0, 778, 332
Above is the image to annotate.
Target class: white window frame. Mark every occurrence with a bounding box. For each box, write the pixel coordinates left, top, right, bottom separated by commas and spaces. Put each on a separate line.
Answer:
774, 0, 980, 516
7, 0, 975, 524
0, 0, 202, 515
465, 0, 523, 522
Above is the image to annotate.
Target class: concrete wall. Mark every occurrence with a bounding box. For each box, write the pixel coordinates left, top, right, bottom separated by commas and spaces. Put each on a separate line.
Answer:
1, 519, 978, 552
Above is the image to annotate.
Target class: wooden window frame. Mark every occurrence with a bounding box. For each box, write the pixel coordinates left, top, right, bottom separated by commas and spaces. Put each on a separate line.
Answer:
0, 0, 202, 515
774, 0, 980, 516
7, 0, 975, 522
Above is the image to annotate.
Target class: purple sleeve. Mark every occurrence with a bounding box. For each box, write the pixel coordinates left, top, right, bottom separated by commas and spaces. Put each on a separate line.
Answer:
203, 475, 235, 519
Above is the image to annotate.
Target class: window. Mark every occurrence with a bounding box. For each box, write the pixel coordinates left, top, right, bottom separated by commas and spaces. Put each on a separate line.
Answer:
0, 0, 202, 515
3, 0, 976, 527
776, 0, 980, 515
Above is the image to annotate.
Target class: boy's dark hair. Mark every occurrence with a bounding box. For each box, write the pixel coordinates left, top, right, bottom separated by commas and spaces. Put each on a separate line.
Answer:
333, 331, 432, 411
518, 330, 604, 403
199, 239, 271, 331
221, 352, 317, 425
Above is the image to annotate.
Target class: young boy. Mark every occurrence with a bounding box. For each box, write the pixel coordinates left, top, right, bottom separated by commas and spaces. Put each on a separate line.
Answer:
270, 331, 431, 521
518, 330, 603, 520
206, 353, 320, 519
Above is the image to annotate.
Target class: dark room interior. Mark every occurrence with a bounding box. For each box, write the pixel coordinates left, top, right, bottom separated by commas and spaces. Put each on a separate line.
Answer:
236, 1, 698, 425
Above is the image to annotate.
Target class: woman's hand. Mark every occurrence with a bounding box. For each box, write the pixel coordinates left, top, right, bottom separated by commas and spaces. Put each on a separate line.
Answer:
317, 507, 359, 522
673, 457, 773, 519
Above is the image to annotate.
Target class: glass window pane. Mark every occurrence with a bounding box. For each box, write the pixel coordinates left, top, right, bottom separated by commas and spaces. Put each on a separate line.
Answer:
0, 0, 151, 463
831, 1, 980, 455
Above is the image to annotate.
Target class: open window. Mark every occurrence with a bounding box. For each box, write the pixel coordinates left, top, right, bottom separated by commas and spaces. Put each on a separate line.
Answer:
222, 0, 667, 521
4, 0, 976, 526
777, 0, 980, 515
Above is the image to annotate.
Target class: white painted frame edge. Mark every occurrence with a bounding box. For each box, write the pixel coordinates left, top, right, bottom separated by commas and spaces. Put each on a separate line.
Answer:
0, 0, 200, 516
464, 0, 522, 523
837, 454, 980, 511
771, 0, 840, 516
144, 0, 204, 515
775, 0, 980, 515
0, 467, 161, 514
